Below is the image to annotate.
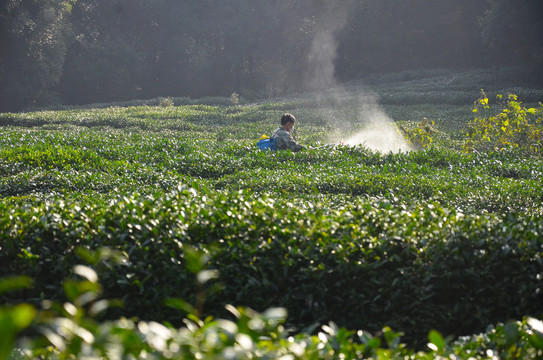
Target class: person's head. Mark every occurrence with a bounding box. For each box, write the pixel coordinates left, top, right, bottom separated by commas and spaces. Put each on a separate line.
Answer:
281, 113, 296, 131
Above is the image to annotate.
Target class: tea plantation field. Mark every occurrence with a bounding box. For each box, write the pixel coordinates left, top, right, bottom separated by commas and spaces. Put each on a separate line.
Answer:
1, 69, 542, 359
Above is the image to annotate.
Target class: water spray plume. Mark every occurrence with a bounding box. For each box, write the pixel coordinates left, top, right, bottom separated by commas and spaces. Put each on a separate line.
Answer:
302, 1, 412, 153
342, 106, 412, 153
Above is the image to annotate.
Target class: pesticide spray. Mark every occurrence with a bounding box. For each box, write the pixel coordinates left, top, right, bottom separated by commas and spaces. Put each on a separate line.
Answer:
302, 2, 412, 153
342, 114, 411, 153
308, 92, 412, 153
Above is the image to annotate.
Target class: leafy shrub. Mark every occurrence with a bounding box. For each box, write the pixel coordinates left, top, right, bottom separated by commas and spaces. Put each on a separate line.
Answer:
398, 118, 437, 149
464, 91, 543, 154
1, 189, 542, 347
230, 92, 240, 105
2, 256, 543, 359
159, 97, 175, 107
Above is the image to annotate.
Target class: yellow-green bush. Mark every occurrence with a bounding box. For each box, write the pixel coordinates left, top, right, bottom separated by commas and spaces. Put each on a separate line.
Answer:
399, 118, 438, 149
464, 91, 543, 154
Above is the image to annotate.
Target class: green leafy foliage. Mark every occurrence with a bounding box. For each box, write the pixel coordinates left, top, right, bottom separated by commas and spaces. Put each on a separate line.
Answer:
1, 77, 543, 357
0, 276, 35, 360
2, 260, 542, 359
1, 246, 542, 359
398, 118, 437, 149
1, 189, 542, 348
464, 90, 543, 154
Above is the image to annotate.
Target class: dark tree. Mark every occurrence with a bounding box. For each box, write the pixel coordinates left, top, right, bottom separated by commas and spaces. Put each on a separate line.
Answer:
0, 0, 72, 111
57, 0, 147, 104
335, 0, 490, 79
1, 0, 541, 111
480, 0, 543, 84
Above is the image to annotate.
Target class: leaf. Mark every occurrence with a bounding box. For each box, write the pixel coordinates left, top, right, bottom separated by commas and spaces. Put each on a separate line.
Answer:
73, 265, 98, 283
0, 304, 37, 360
0, 276, 33, 294
428, 329, 445, 351
6, 303, 36, 330
63, 279, 101, 304
164, 298, 195, 315
196, 269, 219, 285
527, 317, 543, 335
184, 246, 208, 274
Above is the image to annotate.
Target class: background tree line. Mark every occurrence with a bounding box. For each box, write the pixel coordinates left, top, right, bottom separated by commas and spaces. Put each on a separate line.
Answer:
1, 0, 542, 112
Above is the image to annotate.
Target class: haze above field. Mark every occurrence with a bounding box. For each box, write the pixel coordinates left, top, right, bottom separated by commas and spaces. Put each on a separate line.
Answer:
1, 0, 542, 113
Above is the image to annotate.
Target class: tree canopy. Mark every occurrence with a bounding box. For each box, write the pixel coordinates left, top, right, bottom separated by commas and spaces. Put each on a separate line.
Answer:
1, 0, 542, 112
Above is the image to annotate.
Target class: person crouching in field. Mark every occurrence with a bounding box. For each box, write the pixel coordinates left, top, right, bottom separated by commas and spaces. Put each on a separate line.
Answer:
271, 113, 304, 152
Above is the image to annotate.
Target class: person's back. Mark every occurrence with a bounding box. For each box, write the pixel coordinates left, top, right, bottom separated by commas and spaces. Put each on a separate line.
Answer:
271, 113, 304, 152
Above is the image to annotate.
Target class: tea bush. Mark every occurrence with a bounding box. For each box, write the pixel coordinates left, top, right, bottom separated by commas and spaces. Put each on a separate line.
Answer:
2, 262, 542, 359
3, 124, 542, 213
1, 188, 542, 348
0, 266, 543, 359
1, 70, 543, 357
